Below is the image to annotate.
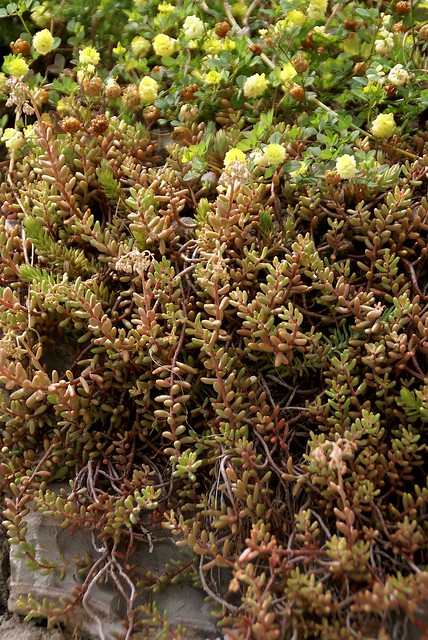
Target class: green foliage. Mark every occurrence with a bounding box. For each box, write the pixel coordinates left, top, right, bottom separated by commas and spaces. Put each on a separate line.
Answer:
0, 0, 427, 638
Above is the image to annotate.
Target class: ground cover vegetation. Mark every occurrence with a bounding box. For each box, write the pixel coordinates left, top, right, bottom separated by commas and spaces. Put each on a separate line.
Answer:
0, 0, 427, 638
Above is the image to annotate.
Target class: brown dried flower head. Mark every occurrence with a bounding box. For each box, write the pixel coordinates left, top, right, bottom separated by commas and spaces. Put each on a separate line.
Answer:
215, 21, 231, 37
396, 0, 411, 14
249, 43, 263, 56
292, 55, 309, 73
82, 76, 103, 96
289, 85, 305, 101
33, 88, 49, 106
105, 79, 121, 100
143, 106, 161, 123
122, 84, 140, 107
60, 116, 81, 133
91, 115, 109, 134
10, 38, 31, 56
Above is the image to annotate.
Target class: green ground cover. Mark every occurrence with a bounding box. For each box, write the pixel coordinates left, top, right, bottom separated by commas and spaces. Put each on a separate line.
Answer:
0, 0, 428, 637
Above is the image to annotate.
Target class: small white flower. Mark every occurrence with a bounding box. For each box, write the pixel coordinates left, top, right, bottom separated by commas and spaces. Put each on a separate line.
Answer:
182, 15, 205, 39
374, 30, 394, 55
366, 64, 386, 84
387, 63, 409, 86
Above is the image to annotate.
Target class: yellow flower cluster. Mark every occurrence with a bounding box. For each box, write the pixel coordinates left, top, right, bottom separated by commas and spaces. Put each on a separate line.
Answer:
182, 16, 205, 39
32, 29, 55, 55
280, 62, 297, 90
139, 76, 159, 103
371, 113, 396, 138
153, 34, 176, 57
1, 128, 25, 150
307, 0, 328, 20
79, 47, 100, 66
203, 33, 236, 55
335, 154, 358, 179
131, 37, 151, 57
5, 57, 29, 77
205, 70, 222, 84
243, 73, 269, 98
282, 10, 306, 28
224, 148, 246, 165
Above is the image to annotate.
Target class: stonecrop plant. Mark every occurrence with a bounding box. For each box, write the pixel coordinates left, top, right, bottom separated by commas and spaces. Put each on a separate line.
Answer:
0, 0, 428, 638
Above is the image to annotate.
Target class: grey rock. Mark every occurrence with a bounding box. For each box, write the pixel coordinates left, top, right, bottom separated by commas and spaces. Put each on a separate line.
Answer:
7, 488, 219, 640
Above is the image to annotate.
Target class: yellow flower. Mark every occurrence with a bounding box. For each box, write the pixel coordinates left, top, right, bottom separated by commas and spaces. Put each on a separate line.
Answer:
30, 3, 51, 27
182, 16, 205, 39
224, 148, 246, 165
285, 10, 306, 27
232, 2, 248, 19
203, 35, 224, 54
280, 62, 297, 89
371, 112, 396, 138
131, 37, 151, 57
153, 34, 176, 57
6, 57, 29, 77
335, 154, 358, 179
32, 29, 55, 55
157, 2, 175, 12
243, 73, 269, 98
79, 47, 100, 66
205, 70, 222, 84
224, 38, 236, 51
205, 69, 222, 84
138, 76, 159, 103
263, 143, 286, 165
307, 0, 328, 20
113, 43, 126, 56
1, 128, 25, 150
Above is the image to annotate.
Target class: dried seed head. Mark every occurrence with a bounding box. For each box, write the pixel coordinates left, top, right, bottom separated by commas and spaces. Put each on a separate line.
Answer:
353, 61, 368, 76
289, 85, 305, 101
383, 83, 396, 97
105, 79, 121, 99
344, 19, 359, 30
420, 24, 428, 40
249, 43, 263, 55
181, 86, 196, 100
91, 115, 109, 134
392, 19, 409, 32
82, 76, 103, 96
143, 105, 161, 123
215, 21, 231, 37
325, 170, 341, 186
292, 55, 309, 73
396, 1, 411, 13
171, 126, 191, 141
10, 38, 31, 56
179, 104, 198, 121
122, 84, 141, 107
60, 116, 81, 133
301, 32, 315, 50
33, 88, 49, 106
